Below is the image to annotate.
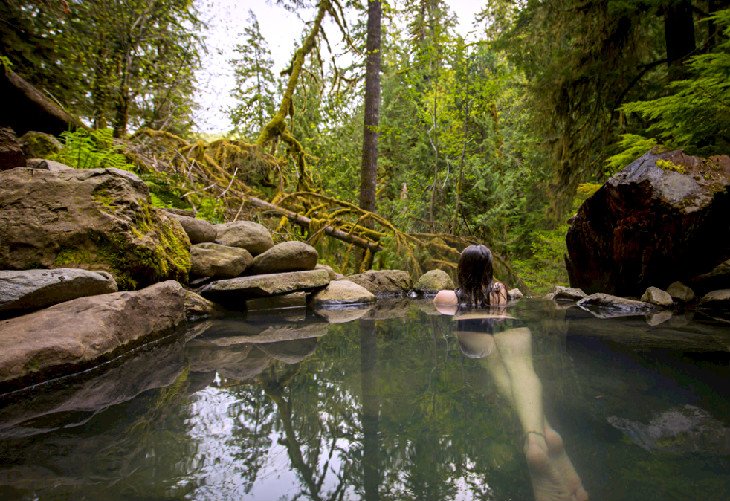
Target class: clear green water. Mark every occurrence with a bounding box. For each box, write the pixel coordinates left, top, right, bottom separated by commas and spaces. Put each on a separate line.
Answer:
1, 299, 729, 500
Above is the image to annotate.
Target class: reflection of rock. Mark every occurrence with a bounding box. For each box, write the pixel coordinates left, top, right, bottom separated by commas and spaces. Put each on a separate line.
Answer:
246, 292, 307, 311
363, 298, 418, 320
0, 337, 187, 438
577, 293, 654, 318
315, 305, 372, 323
608, 405, 730, 455
198, 320, 329, 345
646, 310, 673, 326
258, 338, 318, 364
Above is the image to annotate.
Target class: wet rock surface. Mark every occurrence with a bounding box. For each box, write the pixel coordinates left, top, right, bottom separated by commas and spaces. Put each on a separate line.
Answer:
0, 281, 186, 391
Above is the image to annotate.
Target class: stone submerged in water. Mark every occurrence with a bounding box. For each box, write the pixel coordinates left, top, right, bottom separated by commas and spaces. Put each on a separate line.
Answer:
248, 241, 318, 275
199, 269, 330, 309
0, 268, 117, 318
566, 149, 730, 296
0, 281, 186, 392
0, 167, 190, 289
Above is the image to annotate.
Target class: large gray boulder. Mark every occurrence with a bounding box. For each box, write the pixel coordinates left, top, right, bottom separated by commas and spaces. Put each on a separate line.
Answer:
249, 241, 318, 275
215, 220, 274, 255
0, 268, 117, 318
200, 269, 330, 308
0, 281, 186, 391
566, 150, 730, 296
0, 167, 191, 289
310, 279, 375, 307
347, 270, 412, 296
414, 270, 454, 293
167, 213, 217, 244
190, 242, 252, 279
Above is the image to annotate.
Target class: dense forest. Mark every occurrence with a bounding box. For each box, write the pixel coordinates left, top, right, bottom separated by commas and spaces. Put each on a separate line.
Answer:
1, 0, 728, 293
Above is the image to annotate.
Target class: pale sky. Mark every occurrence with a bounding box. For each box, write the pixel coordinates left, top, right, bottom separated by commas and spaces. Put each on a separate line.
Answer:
193, 0, 485, 133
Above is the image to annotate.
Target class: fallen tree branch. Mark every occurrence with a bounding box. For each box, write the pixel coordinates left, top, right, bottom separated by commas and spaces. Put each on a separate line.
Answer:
244, 195, 382, 252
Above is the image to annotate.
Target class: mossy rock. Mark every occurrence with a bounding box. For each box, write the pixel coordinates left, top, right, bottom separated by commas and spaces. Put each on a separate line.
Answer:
19, 131, 61, 158
0, 167, 190, 289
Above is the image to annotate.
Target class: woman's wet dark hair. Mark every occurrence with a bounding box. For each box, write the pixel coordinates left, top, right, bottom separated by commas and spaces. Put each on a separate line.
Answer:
457, 244, 496, 308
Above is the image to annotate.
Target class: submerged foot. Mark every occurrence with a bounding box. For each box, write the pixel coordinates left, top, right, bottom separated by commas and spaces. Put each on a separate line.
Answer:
525, 428, 589, 501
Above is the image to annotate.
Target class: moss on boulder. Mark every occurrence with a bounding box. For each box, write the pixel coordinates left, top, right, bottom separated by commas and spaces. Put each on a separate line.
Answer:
0, 167, 190, 289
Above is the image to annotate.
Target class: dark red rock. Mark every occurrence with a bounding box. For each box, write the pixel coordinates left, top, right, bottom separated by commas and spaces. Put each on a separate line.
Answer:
566, 149, 730, 296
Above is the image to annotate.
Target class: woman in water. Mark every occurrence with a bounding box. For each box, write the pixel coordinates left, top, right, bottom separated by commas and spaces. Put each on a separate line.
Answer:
434, 245, 589, 501
433, 244, 508, 310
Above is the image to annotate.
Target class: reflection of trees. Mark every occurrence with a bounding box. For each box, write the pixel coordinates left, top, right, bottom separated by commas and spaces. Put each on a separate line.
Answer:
360, 319, 380, 501
226, 385, 276, 494
260, 363, 352, 501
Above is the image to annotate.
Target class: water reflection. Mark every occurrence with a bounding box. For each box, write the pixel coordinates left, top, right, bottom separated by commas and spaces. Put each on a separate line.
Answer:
1, 300, 730, 500
452, 308, 588, 501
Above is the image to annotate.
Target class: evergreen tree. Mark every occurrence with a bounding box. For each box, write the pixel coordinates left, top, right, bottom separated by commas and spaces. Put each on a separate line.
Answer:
228, 10, 277, 139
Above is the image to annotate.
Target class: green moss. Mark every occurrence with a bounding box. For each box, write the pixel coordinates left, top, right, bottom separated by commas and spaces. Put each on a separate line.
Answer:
92, 187, 116, 210
656, 159, 687, 174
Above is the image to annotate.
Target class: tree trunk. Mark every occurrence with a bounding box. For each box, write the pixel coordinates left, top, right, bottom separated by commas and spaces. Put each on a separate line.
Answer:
664, 0, 696, 80
358, 0, 382, 272
359, 0, 382, 217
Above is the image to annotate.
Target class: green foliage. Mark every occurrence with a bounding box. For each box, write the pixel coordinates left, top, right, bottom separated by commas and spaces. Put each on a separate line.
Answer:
606, 134, 658, 174
228, 10, 277, 139
51, 129, 135, 171
1, 0, 202, 136
618, 8, 730, 156
142, 170, 225, 224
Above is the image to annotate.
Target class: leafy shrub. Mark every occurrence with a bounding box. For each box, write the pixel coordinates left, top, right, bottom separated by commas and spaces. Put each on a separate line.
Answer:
51, 128, 135, 171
